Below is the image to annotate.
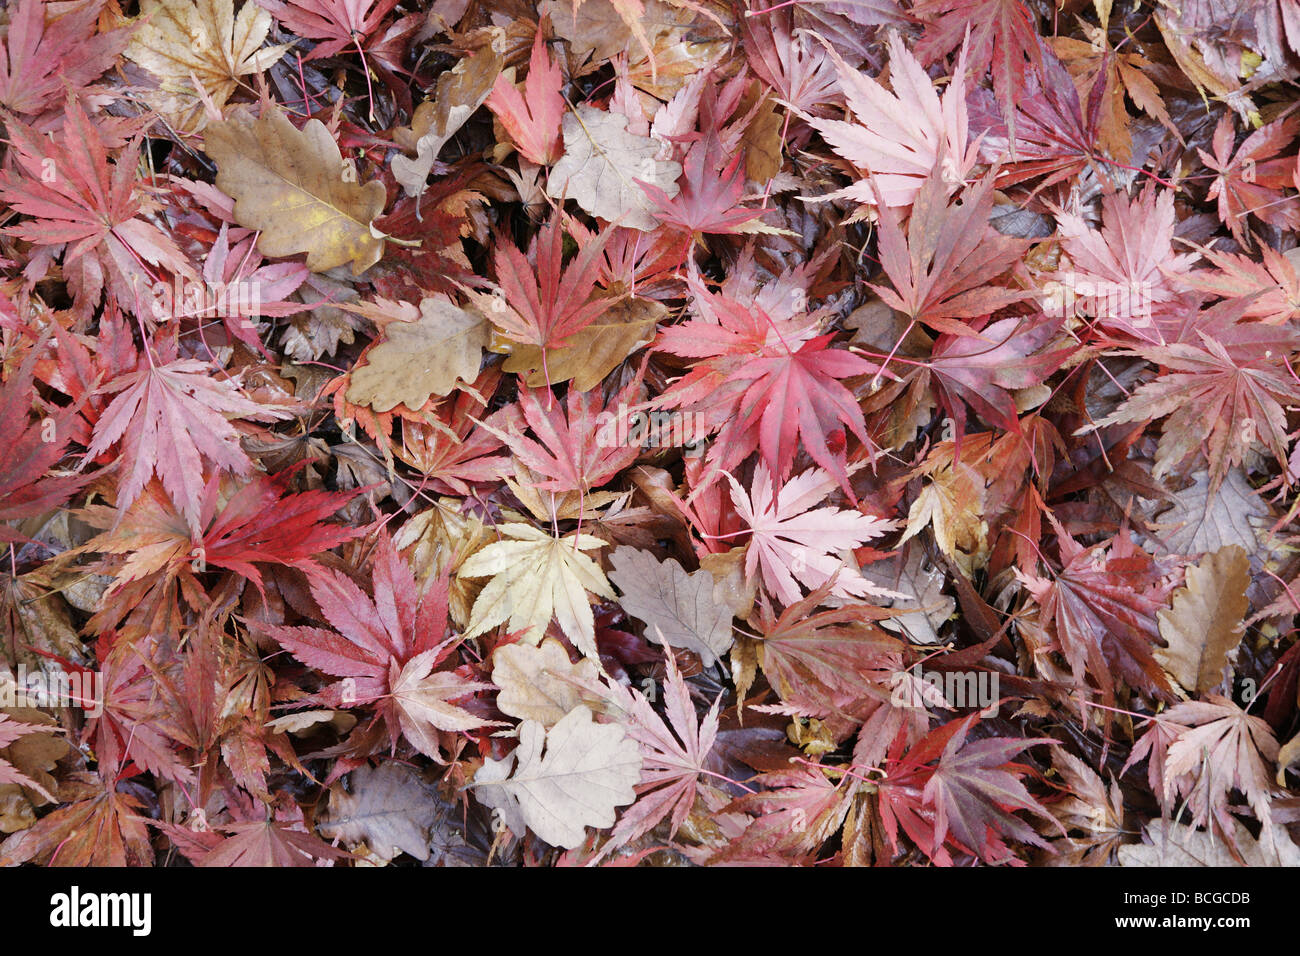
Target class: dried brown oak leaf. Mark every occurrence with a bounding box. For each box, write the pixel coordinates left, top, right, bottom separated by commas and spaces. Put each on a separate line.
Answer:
205, 104, 387, 274
345, 297, 487, 412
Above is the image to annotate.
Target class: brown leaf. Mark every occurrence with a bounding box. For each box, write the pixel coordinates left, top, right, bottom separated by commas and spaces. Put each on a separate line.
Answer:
205, 104, 388, 274
1156, 546, 1249, 695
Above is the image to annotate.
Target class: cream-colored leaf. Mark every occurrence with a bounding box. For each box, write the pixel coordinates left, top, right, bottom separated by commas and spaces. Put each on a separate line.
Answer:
458, 524, 614, 659
546, 103, 681, 231
492, 638, 602, 727
1156, 546, 1249, 695
607, 546, 734, 666
345, 298, 486, 412
472, 705, 641, 849
126, 0, 289, 132
205, 105, 387, 274
1119, 818, 1300, 867
500, 296, 663, 391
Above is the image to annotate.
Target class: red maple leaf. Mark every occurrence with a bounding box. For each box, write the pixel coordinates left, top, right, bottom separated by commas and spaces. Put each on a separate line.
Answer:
485, 25, 565, 166
0, 0, 130, 119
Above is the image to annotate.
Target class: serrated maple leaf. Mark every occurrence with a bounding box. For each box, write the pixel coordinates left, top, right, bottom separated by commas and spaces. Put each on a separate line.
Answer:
802, 30, 976, 209
158, 790, 352, 866
256, 0, 400, 58
85, 358, 289, 534
486, 25, 565, 166
459, 524, 614, 660
597, 646, 725, 853
1185, 243, 1300, 324
485, 378, 642, 497
471, 212, 615, 355
656, 275, 876, 495
713, 763, 857, 863
267, 533, 497, 762
1199, 113, 1300, 247
876, 714, 1054, 865
1088, 312, 1300, 491
740, 0, 843, 115
726, 463, 901, 607
0, 0, 130, 119
0, 98, 194, 317
913, 0, 1043, 152
1051, 186, 1199, 342
871, 169, 1030, 337
1126, 696, 1280, 853
753, 581, 903, 720
0, 774, 153, 866
967, 38, 1099, 192
1015, 517, 1177, 708
640, 129, 772, 239
0, 341, 93, 543
0, 714, 60, 802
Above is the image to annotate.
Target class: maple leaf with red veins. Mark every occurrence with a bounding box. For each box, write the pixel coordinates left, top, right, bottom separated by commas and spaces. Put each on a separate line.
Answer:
863, 314, 1068, 444
0, 341, 94, 543
486, 26, 565, 166
753, 581, 903, 722
1014, 517, 1178, 708
472, 212, 614, 356
396, 380, 514, 496
657, 276, 876, 495
1185, 243, 1300, 324
1125, 696, 1280, 850
871, 169, 1031, 338
1051, 186, 1199, 341
876, 714, 1055, 865
740, 0, 843, 115
967, 39, 1100, 192
266, 533, 499, 762
87, 641, 198, 786
1088, 314, 1300, 491
801, 30, 976, 209
158, 790, 351, 866
0, 773, 153, 866
0, 0, 130, 119
487, 378, 644, 496
913, 0, 1043, 151
0, 99, 194, 318
35, 311, 140, 451
641, 130, 772, 240
598, 647, 726, 854
713, 763, 857, 863
726, 463, 902, 607
256, 0, 401, 58
85, 358, 290, 534
1199, 113, 1300, 247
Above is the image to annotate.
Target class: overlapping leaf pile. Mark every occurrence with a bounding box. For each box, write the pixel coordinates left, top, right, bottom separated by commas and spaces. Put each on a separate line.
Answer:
3, 0, 1300, 867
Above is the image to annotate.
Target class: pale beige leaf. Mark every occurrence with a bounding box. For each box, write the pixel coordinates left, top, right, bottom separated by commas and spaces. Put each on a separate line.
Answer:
492, 638, 601, 727
126, 0, 289, 132
345, 298, 486, 412
501, 296, 663, 391
205, 105, 387, 274
319, 763, 442, 863
1119, 818, 1300, 867
458, 524, 614, 659
472, 705, 641, 849
607, 546, 734, 666
858, 542, 954, 644
1153, 470, 1267, 557
546, 103, 681, 231
389, 650, 497, 761
1156, 546, 1249, 694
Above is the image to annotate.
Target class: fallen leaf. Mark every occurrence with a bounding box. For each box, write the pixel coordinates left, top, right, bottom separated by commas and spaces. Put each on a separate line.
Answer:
205, 104, 388, 274
491, 638, 601, 727
1156, 546, 1249, 695
607, 546, 735, 666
